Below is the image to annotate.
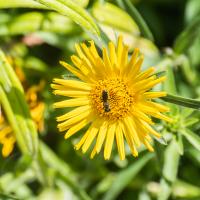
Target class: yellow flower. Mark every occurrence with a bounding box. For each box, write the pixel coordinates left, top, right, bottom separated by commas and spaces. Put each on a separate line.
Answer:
0, 67, 45, 157
51, 36, 172, 160
0, 116, 16, 157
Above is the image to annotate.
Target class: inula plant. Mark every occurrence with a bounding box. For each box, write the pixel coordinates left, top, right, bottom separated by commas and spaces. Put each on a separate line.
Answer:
0, 0, 200, 200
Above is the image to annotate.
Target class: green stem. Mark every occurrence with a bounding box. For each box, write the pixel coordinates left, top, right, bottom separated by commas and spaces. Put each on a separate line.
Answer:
116, 0, 154, 41
161, 94, 200, 110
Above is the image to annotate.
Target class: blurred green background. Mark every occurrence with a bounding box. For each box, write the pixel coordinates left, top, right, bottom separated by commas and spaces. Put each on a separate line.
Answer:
0, 0, 200, 199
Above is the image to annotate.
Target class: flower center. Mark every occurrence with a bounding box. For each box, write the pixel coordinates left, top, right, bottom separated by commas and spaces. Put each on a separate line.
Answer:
90, 78, 135, 121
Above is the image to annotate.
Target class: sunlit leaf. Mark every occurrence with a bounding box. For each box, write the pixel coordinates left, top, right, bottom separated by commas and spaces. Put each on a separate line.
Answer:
34, 0, 100, 36
92, 2, 140, 35
162, 139, 180, 182
102, 154, 153, 200
181, 129, 200, 152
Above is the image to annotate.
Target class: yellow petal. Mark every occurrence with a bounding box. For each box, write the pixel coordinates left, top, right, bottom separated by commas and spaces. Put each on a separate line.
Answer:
128, 55, 144, 79
74, 126, 92, 150
116, 123, 125, 160
132, 108, 154, 124
53, 98, 89, 108
64, 117, 91, 139
124, 117, 140, 147
134, 67, 155, 81
89, 41, 99, 58
59, 61, 91, 83
104, 123, 116, 160
81, 43, 96, 67
58, 110, 91, 132
120, 45, 129, 69
143, 91, 167, 99
90, 146, 97, 159
53, 78, 91, 91
103, 47, 112, 71
121, 121, 138, 157
53, 90, 89, 98
109, 41, 117, 66
71, 55, 93, 76
149, 112, 173, 123
96, 121, 107, 153
123, 48, 139, 75
140, 76, 166, 92
75, 43, 87, 59
117, 35, 123, 64
143, 139, 154, 152
140, 120, 161, 138
82, 121, 99, 153
143, 101, 170, 112
57, 105, 90, 122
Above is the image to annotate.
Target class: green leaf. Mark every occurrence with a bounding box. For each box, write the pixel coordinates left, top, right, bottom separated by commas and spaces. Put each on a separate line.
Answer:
40, 142, 91, 200
181, 129, 200, 152
176, 133, 184, 155
174, 17, 200, 54
186, 148, 200, 166
158, 178, 172, 200
0, 0, 88, 9
161, 94, 200, 110
181, 107, 195, 118
173, 180, 200, 198
185, 0, 200, 23
138, 190, 151, 200
162, 140, 180, 182
0, 50, 38, 156
0, 12, 80, 36
184, 117, 199, 127
102, 153, 153, 200
92, 2, 140, 35
158, 140, 180, 200
34, 0, 100, 36
116, 0, 154, 41
0, 0, 47, 9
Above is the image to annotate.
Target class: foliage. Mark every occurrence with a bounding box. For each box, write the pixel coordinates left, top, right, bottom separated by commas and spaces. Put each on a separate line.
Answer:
0, 0, 200, 200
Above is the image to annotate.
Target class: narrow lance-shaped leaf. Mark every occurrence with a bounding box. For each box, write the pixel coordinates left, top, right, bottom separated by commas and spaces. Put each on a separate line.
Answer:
0, 0, 46, 9
103, 153, 153, 200
0, 0, 88, 9
158, 139, 180, 200
0, 50, 38, 155
174, 16, 200, 54
0, 12, 80, 36
181, 129, 200, 152
92, 2, 140, 35
116, 0, 154, 41
33, 0, 100, 36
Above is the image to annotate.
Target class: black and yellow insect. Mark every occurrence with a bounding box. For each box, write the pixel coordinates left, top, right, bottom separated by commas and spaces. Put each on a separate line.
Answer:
102, 90, 110, 112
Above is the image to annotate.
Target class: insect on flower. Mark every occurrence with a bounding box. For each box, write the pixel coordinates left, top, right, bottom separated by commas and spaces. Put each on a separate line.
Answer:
102, 90, 110, 112
51, 35, 172, 160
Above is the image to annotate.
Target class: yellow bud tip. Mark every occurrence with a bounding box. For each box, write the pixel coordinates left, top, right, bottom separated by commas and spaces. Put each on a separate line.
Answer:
64, 133, 69, 139
82, 148, 87, 154
59, 60, 66, 66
